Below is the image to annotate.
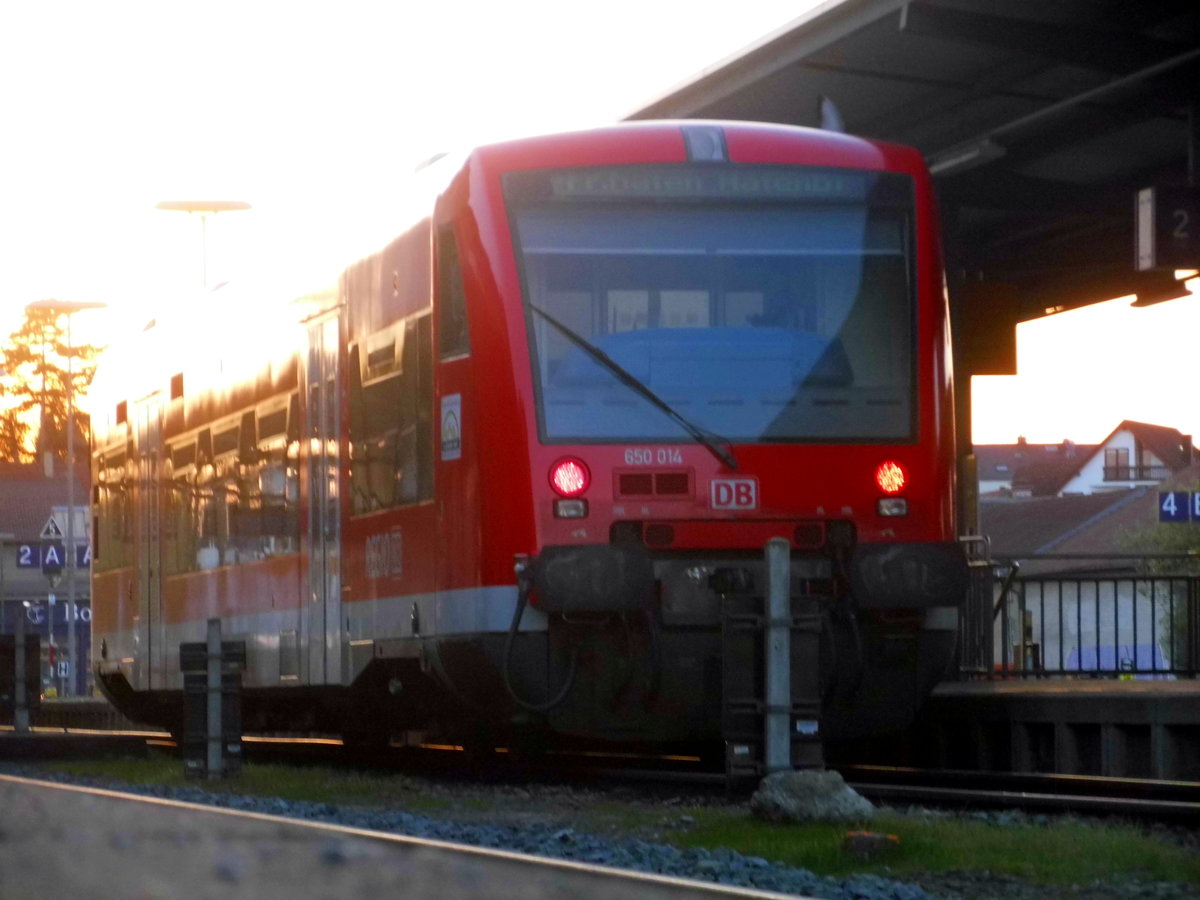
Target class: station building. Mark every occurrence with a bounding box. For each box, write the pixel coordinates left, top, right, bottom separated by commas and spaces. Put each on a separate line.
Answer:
0, 461, 91, 697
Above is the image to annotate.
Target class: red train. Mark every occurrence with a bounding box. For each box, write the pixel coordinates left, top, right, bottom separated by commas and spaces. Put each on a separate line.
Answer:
90, 121, 968, 757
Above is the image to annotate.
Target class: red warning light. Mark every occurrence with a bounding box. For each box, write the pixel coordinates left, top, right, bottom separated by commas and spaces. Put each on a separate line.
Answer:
875, 460, 907, 494
549, 458, 590, 497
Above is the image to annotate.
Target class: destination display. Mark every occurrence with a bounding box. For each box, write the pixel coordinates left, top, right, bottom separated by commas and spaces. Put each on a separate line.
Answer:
549, 167, 871, 201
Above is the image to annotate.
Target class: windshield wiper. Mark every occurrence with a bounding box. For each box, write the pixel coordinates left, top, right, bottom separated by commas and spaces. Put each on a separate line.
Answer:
529, 304, 739, 471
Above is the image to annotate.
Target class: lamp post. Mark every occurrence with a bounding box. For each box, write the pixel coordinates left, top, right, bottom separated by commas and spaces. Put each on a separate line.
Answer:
155, 200, 251, 288
25, 299, 107, 697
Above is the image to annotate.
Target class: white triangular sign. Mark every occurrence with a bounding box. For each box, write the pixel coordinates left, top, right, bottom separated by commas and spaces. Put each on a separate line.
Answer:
41, 517, 63, 539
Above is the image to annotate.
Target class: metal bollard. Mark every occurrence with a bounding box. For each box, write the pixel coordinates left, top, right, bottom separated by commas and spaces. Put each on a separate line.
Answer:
14, 612, 29, 733
180, 620, 245, 779
764, 537, 791, 774
206, 618, 222, 778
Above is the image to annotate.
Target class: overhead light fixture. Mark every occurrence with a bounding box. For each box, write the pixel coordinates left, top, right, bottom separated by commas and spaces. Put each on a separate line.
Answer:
927, 138, 1006, 177
156, 199, 252, 287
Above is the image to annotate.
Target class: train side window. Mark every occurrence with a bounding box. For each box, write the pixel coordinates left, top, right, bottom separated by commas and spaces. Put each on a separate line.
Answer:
398, 313, 433, 503
95, 450, 128, 573
348, 313, 433, 514
164, 440, 197, 575
195, 471, 218, 569
437, 225, 470, 358
249, 396, 299, 557
122, 456, 136, 564
412, 313, 434, 500
166, 470, 193, 575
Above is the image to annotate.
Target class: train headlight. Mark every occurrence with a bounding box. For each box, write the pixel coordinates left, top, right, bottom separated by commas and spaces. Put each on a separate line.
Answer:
549, 457, 590, 497
874, 460, 907, 494
553, 499, 589, 518
877, 498, 909, 517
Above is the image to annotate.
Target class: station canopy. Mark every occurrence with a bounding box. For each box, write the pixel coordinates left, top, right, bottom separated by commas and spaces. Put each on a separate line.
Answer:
628, 0, 1200, 375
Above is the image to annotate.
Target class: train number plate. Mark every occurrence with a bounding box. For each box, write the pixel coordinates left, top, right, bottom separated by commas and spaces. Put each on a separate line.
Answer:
710, 477, 758, 510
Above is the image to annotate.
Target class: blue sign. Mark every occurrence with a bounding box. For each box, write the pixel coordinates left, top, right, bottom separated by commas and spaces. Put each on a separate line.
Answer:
42, 542, 65, 573
15, 543, 91, 569
1159, 491, 1196, 523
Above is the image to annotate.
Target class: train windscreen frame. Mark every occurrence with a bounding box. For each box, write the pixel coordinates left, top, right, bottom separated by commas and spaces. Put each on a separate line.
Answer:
506, 164, 917, 444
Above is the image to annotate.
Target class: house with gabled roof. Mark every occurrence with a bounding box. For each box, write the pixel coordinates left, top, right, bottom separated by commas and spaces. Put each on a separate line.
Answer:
974, 438, 1093, 496
1056, 420, 1195, 496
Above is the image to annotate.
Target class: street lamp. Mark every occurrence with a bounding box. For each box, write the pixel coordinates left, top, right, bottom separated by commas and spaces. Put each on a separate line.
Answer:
25, 299, 107, 697
155, 200, 251, 287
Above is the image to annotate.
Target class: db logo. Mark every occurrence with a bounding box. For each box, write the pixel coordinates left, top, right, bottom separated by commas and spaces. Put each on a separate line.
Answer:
710, 477, 758, 510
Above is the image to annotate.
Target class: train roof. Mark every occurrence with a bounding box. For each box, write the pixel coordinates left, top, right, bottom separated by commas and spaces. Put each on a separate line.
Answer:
88, 280, 321, 447
467, 119, 924, 176
87, 119, 928, 448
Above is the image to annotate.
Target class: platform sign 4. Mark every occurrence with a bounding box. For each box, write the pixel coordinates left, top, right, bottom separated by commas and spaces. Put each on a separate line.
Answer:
1158, 491, 1197, 523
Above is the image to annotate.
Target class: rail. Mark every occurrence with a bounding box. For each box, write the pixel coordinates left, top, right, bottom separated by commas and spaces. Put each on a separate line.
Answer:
957, 555, 1200, 679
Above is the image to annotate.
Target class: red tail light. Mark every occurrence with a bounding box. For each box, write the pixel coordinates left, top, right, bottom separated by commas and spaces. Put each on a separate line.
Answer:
875, 460, 907, 494
549, 457, 590, 497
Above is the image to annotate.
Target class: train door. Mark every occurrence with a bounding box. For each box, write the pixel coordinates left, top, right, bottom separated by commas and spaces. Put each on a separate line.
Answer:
133, 393, 164, 690
433, 225, 481, 611
304, 315, 343, 685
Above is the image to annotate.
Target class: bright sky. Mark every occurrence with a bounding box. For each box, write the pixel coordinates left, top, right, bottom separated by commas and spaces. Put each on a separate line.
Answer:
971, 282, 1200, 445
1, 0, 1195, 448
0, 0, 814, 339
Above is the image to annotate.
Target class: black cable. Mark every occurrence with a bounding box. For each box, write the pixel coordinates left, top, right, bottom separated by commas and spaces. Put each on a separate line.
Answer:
820, 607, 838, 704
607, 613, 636, 713
503, 571, 579, 713
827, 550, 866, 700
834, 550, 867, 696
426, 639, 487, 714
642, 609, 662, 709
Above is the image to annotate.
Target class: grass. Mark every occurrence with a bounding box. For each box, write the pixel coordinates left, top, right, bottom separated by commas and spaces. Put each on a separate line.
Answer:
31, 755, 1200, 888
41, 752, 451, 813
672, 808, 1200, 886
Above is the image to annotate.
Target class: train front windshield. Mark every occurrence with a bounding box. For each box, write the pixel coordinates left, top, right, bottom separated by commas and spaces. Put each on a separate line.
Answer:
506, 165, 916, 444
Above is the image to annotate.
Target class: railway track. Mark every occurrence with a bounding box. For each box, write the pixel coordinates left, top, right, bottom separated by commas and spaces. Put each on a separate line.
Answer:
839, 765, 1200, 821
5, 726, 1200, 822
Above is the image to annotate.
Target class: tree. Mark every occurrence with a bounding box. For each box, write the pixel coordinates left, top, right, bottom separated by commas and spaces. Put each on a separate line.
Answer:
0, 407, 30, 463
0, 304, 101, 464
1119, 473, 1200, 672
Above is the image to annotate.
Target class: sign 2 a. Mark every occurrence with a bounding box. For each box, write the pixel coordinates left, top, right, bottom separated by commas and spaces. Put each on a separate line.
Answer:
16, 543, 91, 569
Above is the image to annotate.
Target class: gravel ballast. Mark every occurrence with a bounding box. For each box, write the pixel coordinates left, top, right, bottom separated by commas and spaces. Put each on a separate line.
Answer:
2, 762, 1196, 900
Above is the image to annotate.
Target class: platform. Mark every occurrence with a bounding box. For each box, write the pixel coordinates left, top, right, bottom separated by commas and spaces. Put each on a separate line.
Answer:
914, 679, 1200, 780
0, 730, 152, 760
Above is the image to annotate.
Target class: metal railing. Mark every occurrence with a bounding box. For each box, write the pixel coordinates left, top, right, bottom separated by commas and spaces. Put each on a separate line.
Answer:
958, 555, 1200, 679
1102, 465, 1172, 481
